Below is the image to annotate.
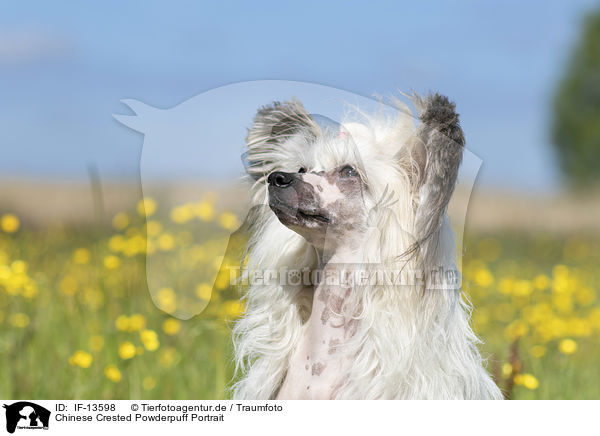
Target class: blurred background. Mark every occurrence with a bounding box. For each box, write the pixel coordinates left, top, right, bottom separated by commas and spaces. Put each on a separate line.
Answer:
1, 0, 599, 399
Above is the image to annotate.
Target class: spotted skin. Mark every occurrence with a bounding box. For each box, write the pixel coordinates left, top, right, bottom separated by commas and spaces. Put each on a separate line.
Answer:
311, 362, 326, 376
328, 339, 340, 355
270, 164, 369, 399
275, 259, 364, 399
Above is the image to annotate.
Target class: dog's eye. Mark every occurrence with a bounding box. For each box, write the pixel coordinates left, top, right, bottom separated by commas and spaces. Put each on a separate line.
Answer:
339, 165, 357, 178
298, 167, 307, 174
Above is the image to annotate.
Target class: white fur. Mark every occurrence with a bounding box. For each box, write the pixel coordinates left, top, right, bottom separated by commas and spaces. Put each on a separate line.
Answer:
232, 100, 502, 400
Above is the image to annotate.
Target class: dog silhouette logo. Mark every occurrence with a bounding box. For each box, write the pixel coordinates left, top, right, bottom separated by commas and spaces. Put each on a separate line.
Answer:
2, 402, 50, 433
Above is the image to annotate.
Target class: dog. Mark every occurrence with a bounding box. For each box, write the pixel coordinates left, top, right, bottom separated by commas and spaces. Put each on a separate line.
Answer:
231, 93, 502, 399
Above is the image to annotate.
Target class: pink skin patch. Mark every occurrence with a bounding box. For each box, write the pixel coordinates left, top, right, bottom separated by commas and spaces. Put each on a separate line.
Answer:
302, 173, 345, 208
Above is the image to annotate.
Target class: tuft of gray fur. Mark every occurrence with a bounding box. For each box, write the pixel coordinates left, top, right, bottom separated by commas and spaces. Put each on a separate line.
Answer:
244, 99, 320, 180
409, 93, 465, 273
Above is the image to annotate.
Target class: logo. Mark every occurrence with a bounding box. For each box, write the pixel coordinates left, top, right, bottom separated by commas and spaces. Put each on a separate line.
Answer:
2, 402, 50, 434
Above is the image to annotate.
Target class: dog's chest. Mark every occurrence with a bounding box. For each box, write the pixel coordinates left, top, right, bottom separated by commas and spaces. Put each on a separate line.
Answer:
276, 279, 357, 399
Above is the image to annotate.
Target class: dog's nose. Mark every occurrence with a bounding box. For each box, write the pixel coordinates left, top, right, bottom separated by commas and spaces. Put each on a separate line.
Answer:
268, 171, 294, 188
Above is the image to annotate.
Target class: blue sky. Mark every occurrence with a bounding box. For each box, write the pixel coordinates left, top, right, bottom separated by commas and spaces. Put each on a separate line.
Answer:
0, 0, 597, 191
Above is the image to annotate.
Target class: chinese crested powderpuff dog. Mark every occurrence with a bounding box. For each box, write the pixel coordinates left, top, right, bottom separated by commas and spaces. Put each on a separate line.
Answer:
232, 93, 502, 400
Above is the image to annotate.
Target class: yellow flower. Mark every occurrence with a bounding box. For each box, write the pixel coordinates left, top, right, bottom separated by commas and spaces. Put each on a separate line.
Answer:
22, 283, 38, 299
156, 287, 177, 313
89, 335, 105, 352
112, 212, 130, 230
145, 220, 162, 236
219, 212, 240, 231
170, 205, 193, 224
69, 350, 93, 368
549, 317, 567, 337
104, 365, 122, 383
498, 278, 514, 295
193, 202, 214, 221
118, 341, 136, 360
501, 363, 513, 378
115, 315, 130, 331
533, 274, 550, 291
128, 314, 146, 332
589, 307, 600, 328
524, 375, 539, 390
140, 329, 160, 351
162, 318, 181, 336
73, 248, 91, 264
214, 270, 230, 290
552, 265, 572, 294
115, 313, 146, 333
108, 235, 125, 252
515, 373, 539, 390
1, 213, 20, 233
513, 374, 523, 384
0, 264, 10, 280
11, 260, 27, 274
513, 280, 533, 297
558, 338, 577, 355
9, 312, 30, 328
504, 319, 529, 341
158, 233, 175, 251
575, 286, 595, 306
142, 376, 156, 391
474, 268, 494, 287
137, 198, 157, 217
196, 283, 212, 301
223, 300, 245, 318
103, 255, 120, 270
59, 275, 77, 295
567, 318, 592, 337
124, 234, 146, 256
552, 293, 573, 313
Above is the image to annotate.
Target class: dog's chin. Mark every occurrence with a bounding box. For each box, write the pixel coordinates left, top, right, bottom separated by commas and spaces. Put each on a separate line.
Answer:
269, 202, 330, 230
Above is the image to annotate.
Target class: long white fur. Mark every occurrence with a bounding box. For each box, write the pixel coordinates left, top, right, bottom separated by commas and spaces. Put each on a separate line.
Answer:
232, 97, 502, 400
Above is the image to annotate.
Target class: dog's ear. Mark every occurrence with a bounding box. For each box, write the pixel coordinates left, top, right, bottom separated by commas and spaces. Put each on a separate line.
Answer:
408, 93, 464, 261
243, 99, 320, 180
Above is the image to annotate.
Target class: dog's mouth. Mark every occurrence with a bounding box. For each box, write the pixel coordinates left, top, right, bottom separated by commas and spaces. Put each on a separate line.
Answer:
270, 202, 330, 224
296, 210, 330, 223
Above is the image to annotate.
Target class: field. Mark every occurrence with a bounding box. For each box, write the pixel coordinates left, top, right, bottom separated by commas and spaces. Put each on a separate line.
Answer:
463, 232, 600, 399
1, 189, 599, 400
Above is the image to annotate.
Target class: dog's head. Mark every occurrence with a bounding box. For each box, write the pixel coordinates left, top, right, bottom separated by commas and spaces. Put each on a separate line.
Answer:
244, 95, 464, 260
267, 160, 367, 250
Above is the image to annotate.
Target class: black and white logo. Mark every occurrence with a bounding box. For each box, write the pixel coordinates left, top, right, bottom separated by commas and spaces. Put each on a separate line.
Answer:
3, 402, 50, 434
